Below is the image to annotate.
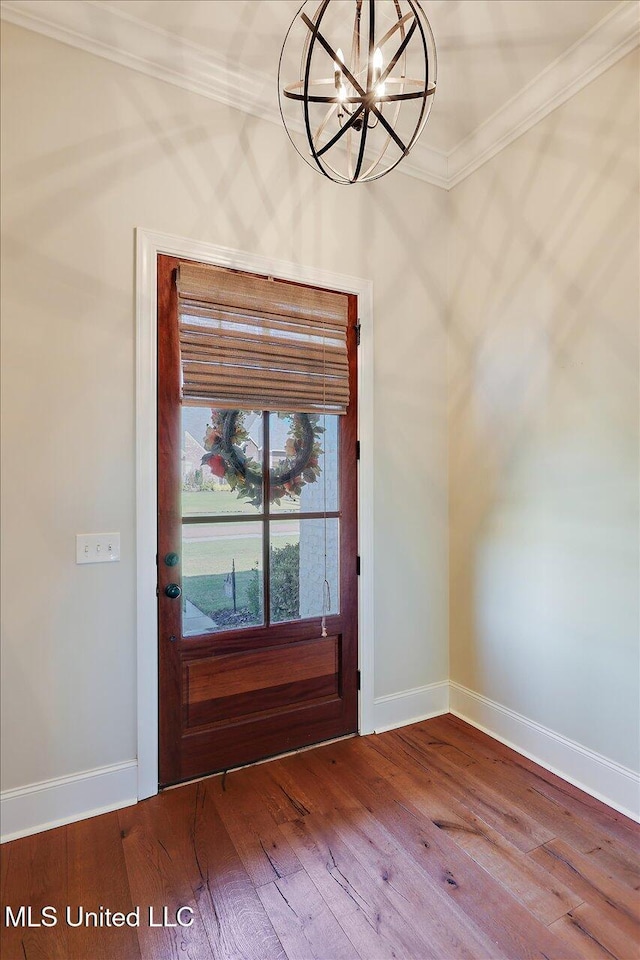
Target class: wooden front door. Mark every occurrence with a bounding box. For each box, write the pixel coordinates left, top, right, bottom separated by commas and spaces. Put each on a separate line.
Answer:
157, 255, 359, 786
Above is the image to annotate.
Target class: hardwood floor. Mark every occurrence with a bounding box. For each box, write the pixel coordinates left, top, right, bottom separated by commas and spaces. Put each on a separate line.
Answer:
2, 715, 639, 959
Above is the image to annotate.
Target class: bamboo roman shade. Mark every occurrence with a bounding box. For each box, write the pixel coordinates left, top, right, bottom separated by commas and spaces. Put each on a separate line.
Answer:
177, 262, 350, 414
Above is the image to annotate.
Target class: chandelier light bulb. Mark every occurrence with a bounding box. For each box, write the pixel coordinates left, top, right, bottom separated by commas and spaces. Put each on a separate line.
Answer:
373, 47, 386, 98
278, 0, 437, 184
334, 47, 346, 102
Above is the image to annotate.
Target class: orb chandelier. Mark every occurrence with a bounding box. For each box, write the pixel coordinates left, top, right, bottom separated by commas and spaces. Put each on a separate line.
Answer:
278, 0, 437, 184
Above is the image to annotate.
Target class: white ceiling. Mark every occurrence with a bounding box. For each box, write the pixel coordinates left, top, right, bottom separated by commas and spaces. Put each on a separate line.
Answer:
2, 0, 637, 186
100, 0, 619, 153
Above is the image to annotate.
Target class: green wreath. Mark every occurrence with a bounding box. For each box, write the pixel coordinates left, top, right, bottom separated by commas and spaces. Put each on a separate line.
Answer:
202, 410, 324, 507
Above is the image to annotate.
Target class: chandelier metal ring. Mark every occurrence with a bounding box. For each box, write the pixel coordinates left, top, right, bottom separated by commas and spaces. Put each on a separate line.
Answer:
278, 0, 437, 184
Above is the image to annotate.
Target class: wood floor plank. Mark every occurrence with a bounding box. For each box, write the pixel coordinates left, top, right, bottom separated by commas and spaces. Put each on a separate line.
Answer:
322, 804, 515, 960
207, 767, 303, 887
310, 736, 581, 923
302, 738, 582, 960
227, 758, 315, 826
426, 715, 507, 761
278, 749, 507, 958
118, 798, 214, 960
435, 716, 640, 849
262, 748, 362, 819
463, 758, 640, 890
577, 840, 640, 895
273, 749, 462, 960
260, 746, 374, 830
257, 869, 360, 960
392, 720, 480, 768
555, 903, 640, 960
1, 827, 69, 960
374, 728, 556, 852
391, 723, 640, 889
159, 779, 286, 960
241, 748, 361, 830
430, 811, 582, 923
280, 813, 444, 959
530, 839, 640, 935
66, 812, 140, 960
0, 842, 11, 898
549, 913, 621, 960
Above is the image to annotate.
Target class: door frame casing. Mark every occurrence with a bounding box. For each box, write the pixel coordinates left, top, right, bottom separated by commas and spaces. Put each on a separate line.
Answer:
135, 228, 375, 801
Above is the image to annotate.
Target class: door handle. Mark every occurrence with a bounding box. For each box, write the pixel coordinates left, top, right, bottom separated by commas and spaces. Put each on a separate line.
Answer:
164, 552, 180, 567
164, 583, 182, 599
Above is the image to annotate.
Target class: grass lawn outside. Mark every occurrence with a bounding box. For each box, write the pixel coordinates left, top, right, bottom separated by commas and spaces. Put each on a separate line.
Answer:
182, 529, 300, 622
183, 489, 256, 516
184, 571, 259, 623
182, 489, 301, 516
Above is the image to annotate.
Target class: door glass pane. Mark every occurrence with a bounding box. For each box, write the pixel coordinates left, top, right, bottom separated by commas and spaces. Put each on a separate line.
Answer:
182, 408, 263, 516
182, 522, 263, 635
269, 413, 339, 514
270, 519, 340, 623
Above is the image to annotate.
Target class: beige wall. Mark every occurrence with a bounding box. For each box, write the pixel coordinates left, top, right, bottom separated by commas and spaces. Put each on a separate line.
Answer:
448, 51, 640, 771
0, 24, 449, 791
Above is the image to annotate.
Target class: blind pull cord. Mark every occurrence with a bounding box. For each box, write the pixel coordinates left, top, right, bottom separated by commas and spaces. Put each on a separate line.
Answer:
321, 318, 329, 639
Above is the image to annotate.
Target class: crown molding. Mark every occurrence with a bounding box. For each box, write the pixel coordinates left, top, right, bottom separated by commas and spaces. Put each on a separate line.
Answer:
0, 0, 275, 121
1, 0, 638, 190
446, 0, 640, 188
396, 137, 450, 189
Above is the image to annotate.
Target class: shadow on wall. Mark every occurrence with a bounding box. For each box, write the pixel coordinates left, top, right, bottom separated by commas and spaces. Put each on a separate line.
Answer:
447, 55, 639, 766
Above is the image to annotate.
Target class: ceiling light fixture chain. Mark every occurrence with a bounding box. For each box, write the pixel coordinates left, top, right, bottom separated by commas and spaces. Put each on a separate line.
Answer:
278, 0, 437, 184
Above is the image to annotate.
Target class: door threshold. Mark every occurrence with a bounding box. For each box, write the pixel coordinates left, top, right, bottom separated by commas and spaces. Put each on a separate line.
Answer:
160, 731, 359, 792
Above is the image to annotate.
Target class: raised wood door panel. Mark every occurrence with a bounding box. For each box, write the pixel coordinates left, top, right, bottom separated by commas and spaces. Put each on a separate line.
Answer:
184, 635, 339, 727
157, 255, 359, 785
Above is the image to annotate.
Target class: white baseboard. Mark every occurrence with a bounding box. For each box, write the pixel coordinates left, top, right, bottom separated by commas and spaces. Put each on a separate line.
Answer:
449, 682, 640, 823
373, 680, 449, 734
1, 760, 138, 843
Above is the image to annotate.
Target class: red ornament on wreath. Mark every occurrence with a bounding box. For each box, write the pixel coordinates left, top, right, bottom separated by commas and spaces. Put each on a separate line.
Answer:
206, 454, 226, 478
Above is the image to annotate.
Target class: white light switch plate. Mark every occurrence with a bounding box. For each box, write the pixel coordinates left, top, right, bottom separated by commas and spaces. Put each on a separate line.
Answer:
76, 533, 121, 564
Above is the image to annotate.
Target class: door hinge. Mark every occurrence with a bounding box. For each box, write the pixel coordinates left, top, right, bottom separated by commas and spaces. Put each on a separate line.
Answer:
356, 556, 361, 576
357, 670, 361, 691
155, 584, 159, 598
356, 440, 360, 461
354, 322, 361, 346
